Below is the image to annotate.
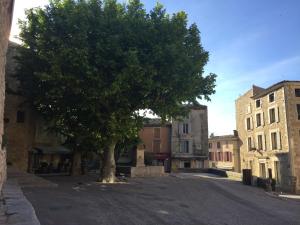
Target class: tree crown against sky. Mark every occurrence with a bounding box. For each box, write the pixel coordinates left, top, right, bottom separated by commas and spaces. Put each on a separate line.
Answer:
16, 0, 216, 181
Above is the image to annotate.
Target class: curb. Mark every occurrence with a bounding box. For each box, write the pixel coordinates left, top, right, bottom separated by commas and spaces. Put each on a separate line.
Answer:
3, 180, 41, 225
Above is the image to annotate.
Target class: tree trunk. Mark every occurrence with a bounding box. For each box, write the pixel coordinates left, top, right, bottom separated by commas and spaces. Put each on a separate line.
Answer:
100, 141, 117, 183
71, 150, 81, 176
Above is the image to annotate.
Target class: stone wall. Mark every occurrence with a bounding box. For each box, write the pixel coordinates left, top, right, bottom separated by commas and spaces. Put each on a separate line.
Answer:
130, 166, 165, 177
236, 83, 299, 193
0, 0, 15, 191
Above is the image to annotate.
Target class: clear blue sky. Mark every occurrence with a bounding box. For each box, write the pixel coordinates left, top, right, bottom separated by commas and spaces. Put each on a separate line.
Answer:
141, 0, 300, 135
11, 0, 300, 135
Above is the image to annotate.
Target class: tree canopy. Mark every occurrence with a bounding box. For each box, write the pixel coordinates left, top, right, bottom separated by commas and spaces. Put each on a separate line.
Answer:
16, 0, 216, 182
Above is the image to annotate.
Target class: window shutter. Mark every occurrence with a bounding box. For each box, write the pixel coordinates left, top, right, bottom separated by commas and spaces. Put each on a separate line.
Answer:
276, 107, 280, 122
180, 142, 183, 153
189, 140, 193, 153
188, 122, 192, 134
250, 116, 253, 129
179, 123, 183, 135
277, 132, 282, 149
262, 112, 265, 126
265, 134, 267, 150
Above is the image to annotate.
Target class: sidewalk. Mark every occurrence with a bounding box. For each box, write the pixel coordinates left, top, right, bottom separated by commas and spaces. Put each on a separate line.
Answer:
0, 167, 57, 225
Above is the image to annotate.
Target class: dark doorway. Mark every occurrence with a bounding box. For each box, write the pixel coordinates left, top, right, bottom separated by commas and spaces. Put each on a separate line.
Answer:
184, 161, 191, 168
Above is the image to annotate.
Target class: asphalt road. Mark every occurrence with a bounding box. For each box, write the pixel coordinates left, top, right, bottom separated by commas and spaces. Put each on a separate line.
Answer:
23, 174, 300, 225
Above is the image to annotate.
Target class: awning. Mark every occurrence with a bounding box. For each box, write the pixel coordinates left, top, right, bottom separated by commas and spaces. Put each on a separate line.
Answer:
31, 146, 72, 155
154, 153, 170, 160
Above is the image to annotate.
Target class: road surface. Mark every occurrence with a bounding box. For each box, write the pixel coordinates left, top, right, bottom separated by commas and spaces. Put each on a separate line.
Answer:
23, 174, 300, 225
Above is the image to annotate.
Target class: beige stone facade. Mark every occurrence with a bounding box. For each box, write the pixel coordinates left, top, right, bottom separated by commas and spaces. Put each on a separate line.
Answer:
0, 0, 14, 191
171, 106, 209, 171
236, 81, 300, 193
208, 132, 240, 172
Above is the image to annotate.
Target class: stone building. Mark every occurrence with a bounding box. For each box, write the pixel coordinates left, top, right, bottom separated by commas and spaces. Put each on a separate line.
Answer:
208, 131, 240, 172
0, 0, 14, 191
171, 105, 209, 170
139, 119, 171, 170
236, 81, 300, 193
4, 43, 71, 174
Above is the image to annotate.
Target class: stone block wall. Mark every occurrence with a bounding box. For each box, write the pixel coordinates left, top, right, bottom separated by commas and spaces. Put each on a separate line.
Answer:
0, 0, 14, 191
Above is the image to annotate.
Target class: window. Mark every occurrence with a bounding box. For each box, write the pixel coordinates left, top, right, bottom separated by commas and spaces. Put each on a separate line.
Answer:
295, 89, 300, 97
184, 161, 191, 168
153, 140, 160, 153
217, 142, 221, 148
257, 135, 263, 150
209, 152, 213, 160
256, 99, 261, 108
16, 111, 25, 123
247, 137, 252, 151
260, 163, 266, 178
269, 108, 276, 123
225, 152, 231, 162
181, 141, 189, 153
154, 128, 160, 139
256, 113, 262, 127
246, 117, 251, 130
269, 93, 275, 102
218, 152, 222, 161
208, 143, 212, 148
297, 104, 300, 120
183, 123, 189, 134
271, 132, 277, 150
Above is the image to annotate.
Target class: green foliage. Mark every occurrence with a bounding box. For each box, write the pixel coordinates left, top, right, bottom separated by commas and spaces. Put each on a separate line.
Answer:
16, 0, 216, 154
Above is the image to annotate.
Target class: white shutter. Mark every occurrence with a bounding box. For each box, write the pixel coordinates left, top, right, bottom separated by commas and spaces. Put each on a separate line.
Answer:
277, 132, 282, 149
262, 112, 265, 126
179, 123, 183, 135
188, 122, 192, 134
276, 107, 280, 122
262, 134, 266, 150
189, 140, 193, 154
265, 134, 267, 150
251, 136, 255, 149
250, 116, 253, 130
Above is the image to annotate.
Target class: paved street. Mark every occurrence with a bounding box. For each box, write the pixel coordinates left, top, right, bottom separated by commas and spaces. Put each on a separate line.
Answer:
23, 174, 300, 225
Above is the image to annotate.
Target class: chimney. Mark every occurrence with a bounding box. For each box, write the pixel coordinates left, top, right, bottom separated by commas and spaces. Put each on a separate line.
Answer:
233, 130, 238, 137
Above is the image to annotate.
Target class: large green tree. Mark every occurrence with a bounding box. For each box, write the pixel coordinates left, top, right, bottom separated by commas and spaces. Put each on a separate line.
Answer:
16, 0, 216, 182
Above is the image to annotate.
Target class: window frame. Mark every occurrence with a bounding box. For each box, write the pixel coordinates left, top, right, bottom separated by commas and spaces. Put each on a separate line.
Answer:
297, 104, 300, 120
269, 92, 275, 103
256, 113, 262, 127
269, 107, 276, 124
295, 89, 300, 97
255, 99, 261, 108
183, 123, 189, 134
16, 110, 25, 123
